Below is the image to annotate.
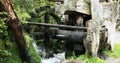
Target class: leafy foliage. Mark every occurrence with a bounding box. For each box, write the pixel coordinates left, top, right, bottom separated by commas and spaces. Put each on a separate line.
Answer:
0, 11, 22, 63
6, 42, 22, 63
11, 0, 31, 23
67, 53, 106, 63
0, 12, 8, 36
1, 0, 59, 63
0, 11, 12, 62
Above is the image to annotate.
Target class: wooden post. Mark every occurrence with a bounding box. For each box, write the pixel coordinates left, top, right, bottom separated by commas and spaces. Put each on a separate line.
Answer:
76, 15, 84, 26
44, 13, 50, 54
68, 14, 76, 26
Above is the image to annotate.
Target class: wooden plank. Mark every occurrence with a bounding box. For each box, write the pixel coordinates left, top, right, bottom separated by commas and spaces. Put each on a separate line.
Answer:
25, 22, 87, 30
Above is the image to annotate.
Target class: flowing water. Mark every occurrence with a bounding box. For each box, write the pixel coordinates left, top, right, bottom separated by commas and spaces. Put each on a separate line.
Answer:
32, 42, 66, 63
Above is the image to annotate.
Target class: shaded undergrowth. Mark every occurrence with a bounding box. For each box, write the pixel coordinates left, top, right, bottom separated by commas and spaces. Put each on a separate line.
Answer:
67, 42, 120, 63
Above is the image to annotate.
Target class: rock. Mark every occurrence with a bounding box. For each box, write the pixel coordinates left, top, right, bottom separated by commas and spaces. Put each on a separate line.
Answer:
61, 60, 85, 63
55, 0, 90, 15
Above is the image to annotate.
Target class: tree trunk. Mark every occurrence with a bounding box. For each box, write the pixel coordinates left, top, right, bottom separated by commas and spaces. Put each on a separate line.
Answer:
0, 0, 29, 61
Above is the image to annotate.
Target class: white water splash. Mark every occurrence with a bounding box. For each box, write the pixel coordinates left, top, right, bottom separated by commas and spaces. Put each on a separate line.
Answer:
32, 42, 46, 58
32, 42, 65, 63
42, 52, 65, 63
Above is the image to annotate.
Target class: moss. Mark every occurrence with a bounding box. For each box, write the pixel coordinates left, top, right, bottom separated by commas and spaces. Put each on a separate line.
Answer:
0, 32, 41, 63
67, 52, 106, 63
4, 33, 41, 63
68, 54, 106, 63
24, 34, 41, 63
86, 57, 105, 63
27, 42, 41, 63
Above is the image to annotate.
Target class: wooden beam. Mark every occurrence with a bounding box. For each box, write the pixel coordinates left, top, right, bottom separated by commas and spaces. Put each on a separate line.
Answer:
25, 22, 87, 30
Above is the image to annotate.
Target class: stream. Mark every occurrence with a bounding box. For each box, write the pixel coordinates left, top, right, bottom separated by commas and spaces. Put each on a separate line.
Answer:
32, 42, 66, 63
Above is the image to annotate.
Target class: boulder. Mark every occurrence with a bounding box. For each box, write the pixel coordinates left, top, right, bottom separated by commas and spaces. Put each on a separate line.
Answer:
55, 0, 90, 15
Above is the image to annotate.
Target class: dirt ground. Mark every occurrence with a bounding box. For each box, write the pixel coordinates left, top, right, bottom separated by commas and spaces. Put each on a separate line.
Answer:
105, 57, 120, 63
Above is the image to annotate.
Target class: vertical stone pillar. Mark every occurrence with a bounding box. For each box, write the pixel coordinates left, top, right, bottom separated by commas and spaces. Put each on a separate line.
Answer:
110, 2, 118, 51
118, 0, 120, 28
91, 0, 101, 57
